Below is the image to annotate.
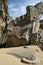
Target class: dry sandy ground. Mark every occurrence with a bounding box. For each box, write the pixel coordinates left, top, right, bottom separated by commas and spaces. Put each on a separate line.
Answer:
0, 45, 43, 65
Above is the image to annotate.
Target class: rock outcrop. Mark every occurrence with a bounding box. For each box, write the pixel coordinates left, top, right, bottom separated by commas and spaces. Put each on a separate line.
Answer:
0, 0, 43, 47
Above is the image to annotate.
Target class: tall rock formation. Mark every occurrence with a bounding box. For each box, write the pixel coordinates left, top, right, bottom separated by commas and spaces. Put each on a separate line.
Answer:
0, 1, 43, 47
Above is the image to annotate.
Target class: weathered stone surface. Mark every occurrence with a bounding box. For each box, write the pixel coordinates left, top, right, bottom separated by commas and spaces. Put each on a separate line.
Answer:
0, 1, 43, 47
0, 0, 8, 45
35, 2, 43, 14
40, 20, 43, 29
4, 35, 27, 47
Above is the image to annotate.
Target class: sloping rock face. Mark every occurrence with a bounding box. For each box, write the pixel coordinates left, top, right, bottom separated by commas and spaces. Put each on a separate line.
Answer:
0, 1, 43, 47
3, 35, 27, 47
0, 0, 8, 45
